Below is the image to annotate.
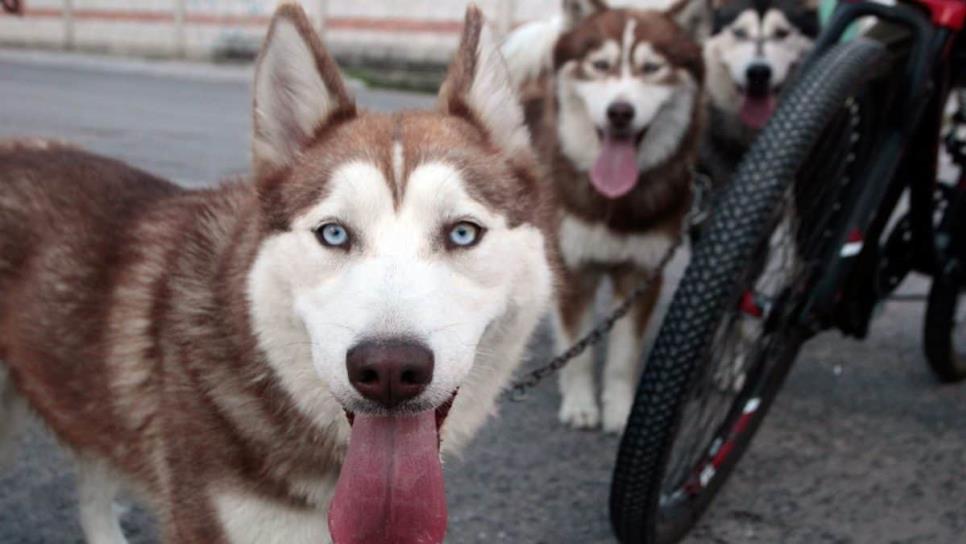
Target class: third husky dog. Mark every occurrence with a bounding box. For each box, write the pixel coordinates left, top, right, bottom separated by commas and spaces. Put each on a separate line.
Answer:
504, 0, 706, 433
701, 0, 818, 184
0, 5, 556, 543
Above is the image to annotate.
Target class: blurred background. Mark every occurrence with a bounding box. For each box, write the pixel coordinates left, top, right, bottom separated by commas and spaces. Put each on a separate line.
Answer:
1, 2, 964, 543
0, 0, 669, 89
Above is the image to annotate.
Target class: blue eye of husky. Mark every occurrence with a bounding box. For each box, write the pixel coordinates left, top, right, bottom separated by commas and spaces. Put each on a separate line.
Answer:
447, 221, 484, 249
592, 60, 611, 72
316, 223, 350, 248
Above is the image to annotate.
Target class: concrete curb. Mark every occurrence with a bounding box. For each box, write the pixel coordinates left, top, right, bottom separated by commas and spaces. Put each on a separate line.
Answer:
0, 47, 369, 91
0, 47, 253, 83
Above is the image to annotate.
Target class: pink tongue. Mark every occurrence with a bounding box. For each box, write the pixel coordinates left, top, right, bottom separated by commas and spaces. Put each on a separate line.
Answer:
328, 410, 446, 544
740, 94, 777, 130
590, 134, 640, 199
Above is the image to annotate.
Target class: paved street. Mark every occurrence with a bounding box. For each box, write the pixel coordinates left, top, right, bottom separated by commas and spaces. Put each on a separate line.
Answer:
0, 50, 964, 543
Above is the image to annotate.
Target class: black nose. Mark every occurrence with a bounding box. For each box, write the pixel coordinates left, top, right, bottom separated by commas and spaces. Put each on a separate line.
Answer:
606, 101, 635, 130
346, 339, 434, 409
745, 63, 772, 97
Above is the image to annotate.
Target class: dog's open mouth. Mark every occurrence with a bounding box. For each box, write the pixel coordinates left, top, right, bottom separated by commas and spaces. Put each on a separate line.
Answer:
328, 394, 456, 544
589, 128, 647, 199
737, 84, 779, 130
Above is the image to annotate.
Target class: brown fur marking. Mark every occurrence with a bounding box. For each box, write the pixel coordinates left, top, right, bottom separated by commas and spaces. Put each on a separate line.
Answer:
0, 4, 558, 541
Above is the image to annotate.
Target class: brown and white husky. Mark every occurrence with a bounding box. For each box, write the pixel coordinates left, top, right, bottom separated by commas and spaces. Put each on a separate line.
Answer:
0, 5, 557, 543
502, 0, 706, 433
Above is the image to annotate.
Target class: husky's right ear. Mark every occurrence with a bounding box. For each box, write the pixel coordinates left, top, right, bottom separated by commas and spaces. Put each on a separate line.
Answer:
562, 0, 608, 29
252, 4, 356, 179
438, 5, 531, 160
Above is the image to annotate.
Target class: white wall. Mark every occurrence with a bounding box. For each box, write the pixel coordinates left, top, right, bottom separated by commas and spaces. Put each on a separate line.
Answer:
0, 0, 670, 63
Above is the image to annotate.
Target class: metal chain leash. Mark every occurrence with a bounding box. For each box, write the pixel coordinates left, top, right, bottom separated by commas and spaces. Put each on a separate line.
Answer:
502, 237, 683, 401
501, 172, 710, 402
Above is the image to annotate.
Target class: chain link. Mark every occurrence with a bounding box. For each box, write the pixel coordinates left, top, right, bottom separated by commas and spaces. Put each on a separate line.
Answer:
501, 174, 706, 402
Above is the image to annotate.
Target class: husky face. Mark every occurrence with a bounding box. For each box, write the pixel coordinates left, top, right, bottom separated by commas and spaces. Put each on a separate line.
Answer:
552, 8, 703, 175
245, 8, 555, 433
705, 0, 817, 128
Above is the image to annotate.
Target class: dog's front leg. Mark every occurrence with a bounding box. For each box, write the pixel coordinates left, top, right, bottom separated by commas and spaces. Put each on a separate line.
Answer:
601, 273, 663, 434
207, 486, 331, 544
554, 271, 601, 429
76, 459, 128, 544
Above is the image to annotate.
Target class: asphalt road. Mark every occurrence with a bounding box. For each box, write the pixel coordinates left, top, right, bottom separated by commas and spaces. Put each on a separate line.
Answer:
0, 50, 964, 544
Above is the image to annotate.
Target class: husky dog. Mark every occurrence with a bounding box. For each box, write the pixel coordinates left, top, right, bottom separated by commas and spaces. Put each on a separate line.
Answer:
502, 0, 711, 93
701, 0, 818, 184
503, 0, 705, 433
0, 5, 557, 543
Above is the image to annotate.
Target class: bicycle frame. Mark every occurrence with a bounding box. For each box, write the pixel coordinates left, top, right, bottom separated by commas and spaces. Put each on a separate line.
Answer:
798, 0, 966, 337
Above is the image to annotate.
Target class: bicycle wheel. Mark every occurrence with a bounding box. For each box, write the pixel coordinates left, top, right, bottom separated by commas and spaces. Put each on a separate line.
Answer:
924, 273, 966, 382
610, 38, 894, 543
923, 186, 966, 382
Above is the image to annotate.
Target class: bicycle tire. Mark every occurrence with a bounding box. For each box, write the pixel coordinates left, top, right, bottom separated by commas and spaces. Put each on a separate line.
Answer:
610, 38, 892, 543
923, 250, 966, 382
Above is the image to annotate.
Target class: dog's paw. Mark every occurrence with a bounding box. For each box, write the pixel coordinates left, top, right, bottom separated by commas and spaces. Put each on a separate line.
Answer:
558, 391, 600, 429
602, 386, 634, 434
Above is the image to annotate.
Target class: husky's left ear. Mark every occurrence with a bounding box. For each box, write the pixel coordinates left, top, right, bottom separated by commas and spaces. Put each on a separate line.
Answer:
438, 5, 531, 160
562, 0, 608, 29
252, 4, 356, 179
667, 0, 713, 42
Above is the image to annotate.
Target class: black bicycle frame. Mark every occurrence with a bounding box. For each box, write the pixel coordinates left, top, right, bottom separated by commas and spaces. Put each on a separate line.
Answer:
797, 0, 964, 336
